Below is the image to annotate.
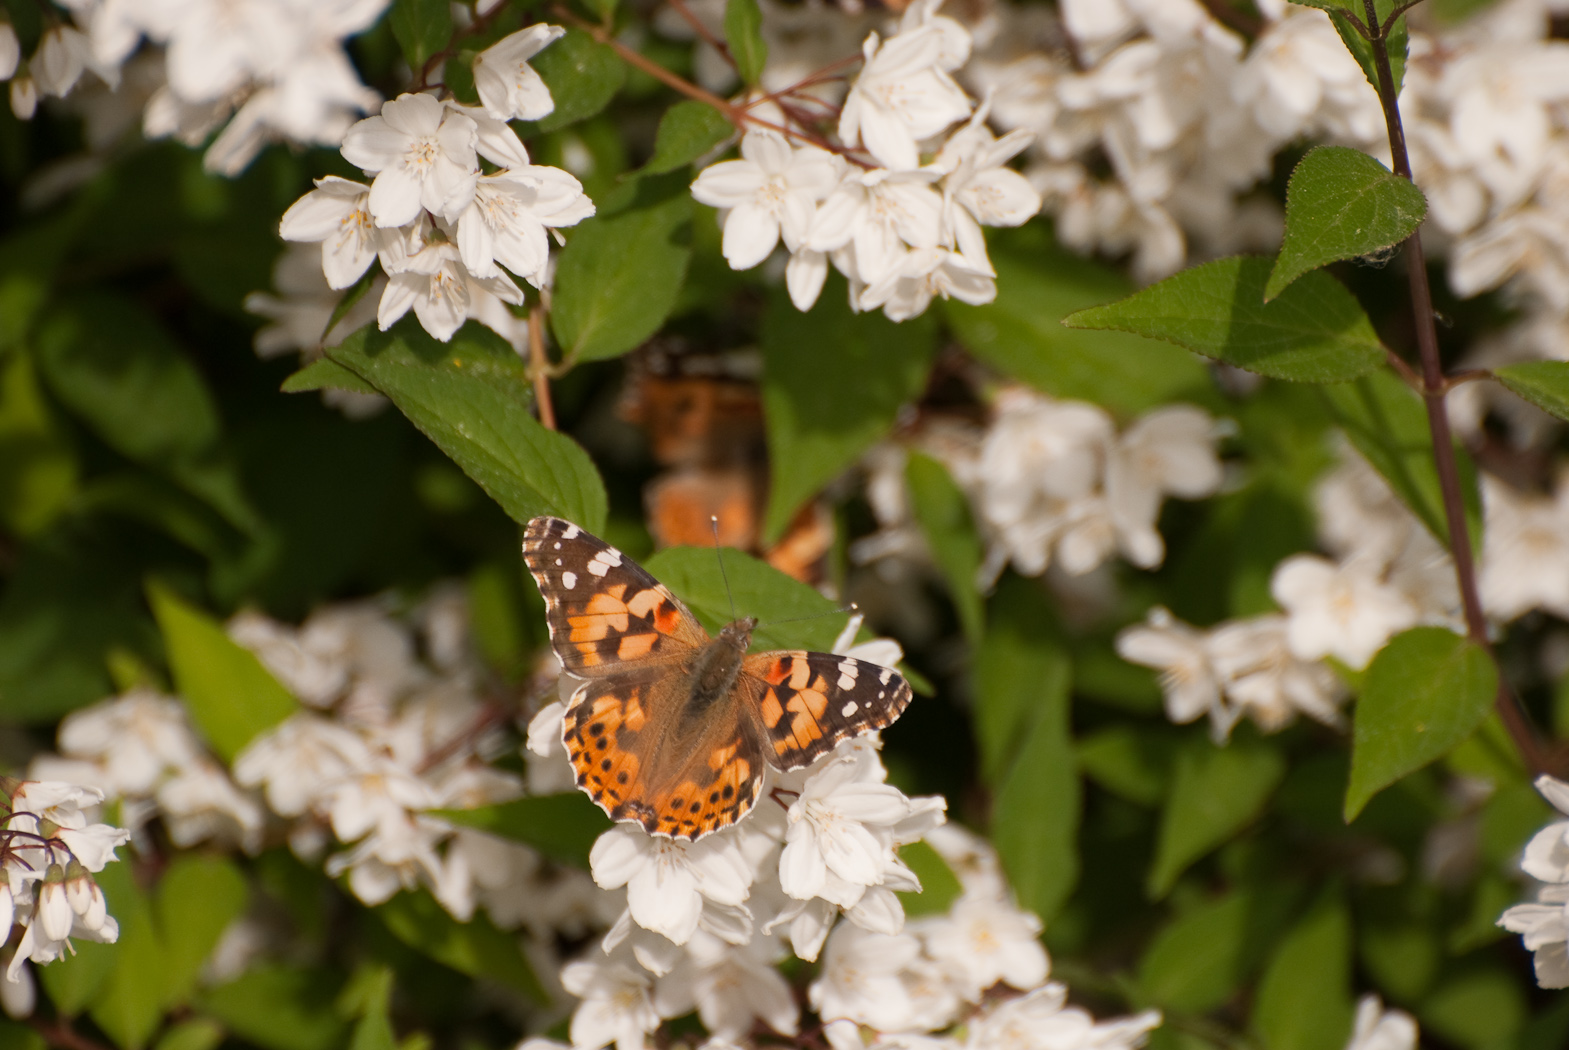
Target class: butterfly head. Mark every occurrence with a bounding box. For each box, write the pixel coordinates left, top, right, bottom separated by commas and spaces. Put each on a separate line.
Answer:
719, 616, 758, 653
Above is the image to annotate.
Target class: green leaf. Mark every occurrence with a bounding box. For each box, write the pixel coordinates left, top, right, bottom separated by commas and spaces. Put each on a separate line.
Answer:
944, 232, 1210, 414
1076, 725, 1177, 808
550, 172, 693, 364
979, 578, 1078, 924
1267, 147, 1426, 299
724, 0, 768, 84
760, 276, 936, 543
896, 840, 964, 918
90, 862, 166, 1050
152, 1020, 224, 1050
904, 452, 984, 645
345, 969, 397, 1050
1359, 915, 1440, 1003
0, 349, 77, 536
33, 291, 260, 533
1328, 3, 1408, 99
1493, 360, 1569, 422
639, 101, 734, 176
371, 891, 545, 1001
147, 580, 300, 761
195, 966, 348, 1050
388, 0, 452, 71
1064, 256, 1385, 383
527, 29, 626, 133
1344, 626, 1497, 821
1138, 887, 1299, 1014
1322, 369, 1482, 553
642, 546, 846, 652
1148, 736, 1286, 898
433, 793, 612, 868
156, 855, 249, 1009
281, 358, 380, 397
1418, 967, 1526, 1050
1252, 892, 1354, 1050
327, 322, 607, 532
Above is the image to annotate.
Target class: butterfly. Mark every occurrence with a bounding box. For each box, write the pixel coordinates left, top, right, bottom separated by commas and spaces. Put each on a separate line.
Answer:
523, 516, 913, 841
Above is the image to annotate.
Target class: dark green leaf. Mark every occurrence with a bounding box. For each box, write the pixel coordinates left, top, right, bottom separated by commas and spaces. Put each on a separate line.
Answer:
1076, 725, 1177, 808
434, 793, 612, 868
1064, 257, 1384, 383
639, 101, 734, 176
760, 275, 936, 542
157, 855, 250, 1009
527, 30, 626, 134
281, 358, 380, 397
1138, 886, 1300, 1014
1418, 967, 1526, 1050
1328, 3, 1407, 99
1148, 736, 1286, 898
371, 891, 545, 1001
324, 269, 378, 341
1252, 892, 1354, 1050
1322, 368, 1482, 552
724, 0, 768, 84
345, 969, 397, 1050
195, 966, 348, 1050
327, 321, 607, 532
90, 862, 166, 1050
979, 578, 1078, 923
1268, 147, 1426, 299
1493, 360, 1569, 422
0, 349, 77, 536
33, 291, 260, 533
551, 172, 692, 364
389, 0, 452, 71
944, 233, 1210, 414
152, 1020, 223, 1050
1345, 626, 1497, 820
1359, 916, 1440, 1003
896, 840, 964, 918
642, 546, 846, 652
904, 452, 983, 645
147, 580, 300, 761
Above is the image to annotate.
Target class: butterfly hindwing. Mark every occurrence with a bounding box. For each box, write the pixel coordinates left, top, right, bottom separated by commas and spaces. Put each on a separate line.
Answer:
523, 516, 708, 677
741, 651, 913, 771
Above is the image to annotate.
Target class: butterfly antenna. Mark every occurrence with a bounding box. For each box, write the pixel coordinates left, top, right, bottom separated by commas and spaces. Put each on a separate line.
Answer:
711, 516, 738, 621
755, 603, 859, 630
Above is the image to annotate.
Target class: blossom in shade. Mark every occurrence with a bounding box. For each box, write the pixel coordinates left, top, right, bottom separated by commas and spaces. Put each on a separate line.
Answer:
341, 93, 480, 227
1270, 555, 1420, 670
472, 24, 564, 122
839, 22, 972, 171
690, 130, 841, 271
1344, 994, 1418, 1050
279, 176, 381, 289
589, 826, 754, 946
455, 167, 595, 284
561, 958, 662, 1050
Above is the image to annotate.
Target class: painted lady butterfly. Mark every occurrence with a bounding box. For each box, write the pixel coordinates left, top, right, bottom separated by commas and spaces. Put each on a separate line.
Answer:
523, 516, 913, 841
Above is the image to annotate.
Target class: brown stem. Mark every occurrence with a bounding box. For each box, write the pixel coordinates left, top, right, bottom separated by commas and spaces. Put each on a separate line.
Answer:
29, 1017, 114, 1050
528, 305, 556, 431
665, 0, 733, 66
1363, 0, 1553, 775
412, 1, 512, 91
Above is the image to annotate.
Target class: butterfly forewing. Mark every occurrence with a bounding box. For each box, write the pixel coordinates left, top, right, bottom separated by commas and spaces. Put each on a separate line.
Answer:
523, 516, 708, 677
741, 651, 913, 770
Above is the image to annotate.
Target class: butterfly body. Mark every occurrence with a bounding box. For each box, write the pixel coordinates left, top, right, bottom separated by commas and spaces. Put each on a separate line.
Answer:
523, 516, 911, 841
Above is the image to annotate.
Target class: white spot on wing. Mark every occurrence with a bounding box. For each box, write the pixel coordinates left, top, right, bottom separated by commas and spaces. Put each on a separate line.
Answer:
563, 571, 577, 589
563, 524, 580, 539
553, 541, 562, 549
837, 673, 855, 690
587, 560, 610, 577
842, 701, 858, 716
878, 667, 893, 685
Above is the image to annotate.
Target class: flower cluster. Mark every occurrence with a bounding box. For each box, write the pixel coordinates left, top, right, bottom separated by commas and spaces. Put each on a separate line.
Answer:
1499, 775, 1569, 988
0, 780, 130, 995
279, 44, 595, 344
0, 0, 385, 175
689, 0, 1043, 322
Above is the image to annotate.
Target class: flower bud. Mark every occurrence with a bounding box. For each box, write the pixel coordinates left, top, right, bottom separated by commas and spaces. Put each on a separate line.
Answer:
9, 77, 35, 121
0, 22, 18, 83
36, 869, 73, 942
63, 864, 92, 917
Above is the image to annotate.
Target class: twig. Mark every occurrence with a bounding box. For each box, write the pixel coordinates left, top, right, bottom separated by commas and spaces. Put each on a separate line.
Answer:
666, 0, 733, 65
1363, 0, 1553, 776
528, 305, 557, 431
412, 1, 513, 91
29, 1017, 114, 1050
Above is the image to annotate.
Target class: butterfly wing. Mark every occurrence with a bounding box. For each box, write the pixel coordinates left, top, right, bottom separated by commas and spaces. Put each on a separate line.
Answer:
523, 516, 709, 677
740, 651, 913, 770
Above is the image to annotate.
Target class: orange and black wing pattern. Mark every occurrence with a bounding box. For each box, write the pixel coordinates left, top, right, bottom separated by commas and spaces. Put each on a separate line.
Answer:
741, 650, 912, 771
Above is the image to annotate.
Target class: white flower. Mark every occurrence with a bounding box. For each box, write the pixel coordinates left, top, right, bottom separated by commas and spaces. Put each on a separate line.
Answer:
472, 24, 564, 122
935, 105, 1040, 270
809, 924, 923, 1031
808, 167, 946, 291
341, 93, 479, 228
859, 247, 995, 321
561, 958, 661, 1050
455, 167, 595, 284
1270, 555, 1420, 670
279, 176, 381, 289
653, 934, 798, 1041
1480, 474, 1569, 623
10, 76, 36, 121
0, 23, 18, 82
54, 690, 203, 797
1522, 775, 1569, 883
839, 22, 972, 171
1207, 615, 1346, 736
780, 750, 912, 908
1499, 884, 1569, 988
1344, 994, 1418, 1050
1117, 609, 1220, 727
690, 131, 841, 271
589, 826, 753, 945
377, 239, 525, 343
966, 984, 1161, 1050
234, 713, 372, 817
915, 890, 1048, 1000
32, 27, 92, 98
1104, 405, 1224, 569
